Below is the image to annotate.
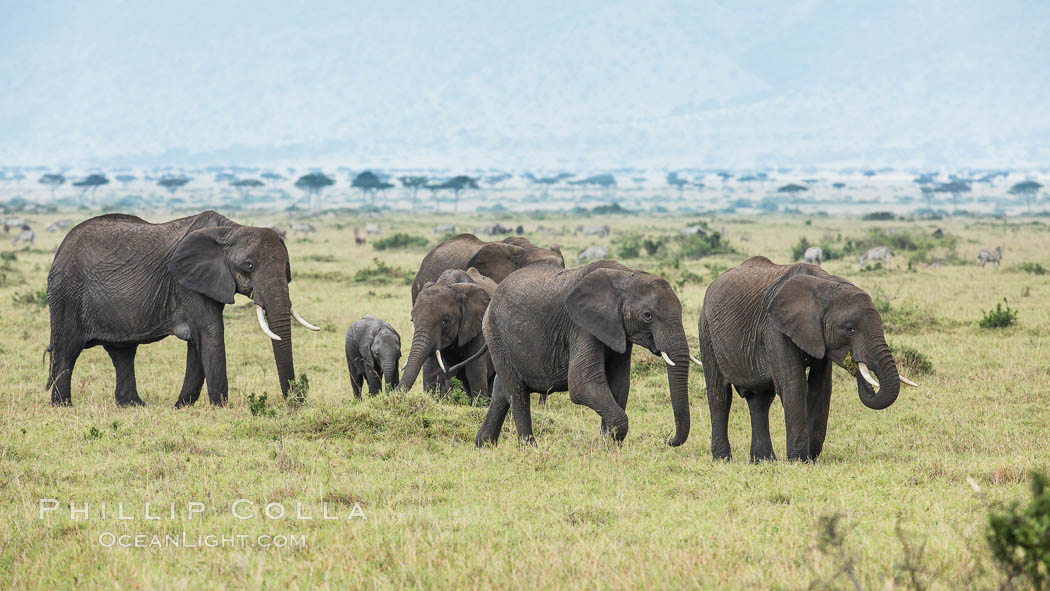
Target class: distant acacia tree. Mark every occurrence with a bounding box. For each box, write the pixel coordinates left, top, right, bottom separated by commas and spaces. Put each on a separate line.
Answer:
39, 173, 65, 198
115, 174, 136, 186
260, 172, 284, 181
72, 174, 110, 197
667, 172, 689, 191
294, 172, 334, 210
232, 178, 265, 199
398, 176, 427, 211
158, 175, 191, 196
934, 180, 970, 212
428, 175, 479, 213
777, 183, 808, 193
569, 174, 616, 189
1009, 181, 1043, 213
351, 171, 394, 204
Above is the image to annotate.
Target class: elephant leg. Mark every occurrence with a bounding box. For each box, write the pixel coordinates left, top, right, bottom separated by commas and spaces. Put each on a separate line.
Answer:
742, 390, 776, 462
49, 345, 82, 406
537, 392, 548, 406
105, 345, 145, 407
348, 365, 364, 399
421, 357, 447, 394
807, 359, 833, 460
568, 337, 629, 442
463, 358, 490, 402
476, 375, 511, 447
175, 342, 205, 408
606, 344, 632, 411
196, 328, 229, 407
507, 378, 537, 446
364, 366, 382, 396
772, 345, 811, 461
702, 342, 733, 460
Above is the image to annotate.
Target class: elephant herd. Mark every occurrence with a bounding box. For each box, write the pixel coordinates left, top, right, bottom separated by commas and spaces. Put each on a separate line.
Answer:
45, 211, 921, 462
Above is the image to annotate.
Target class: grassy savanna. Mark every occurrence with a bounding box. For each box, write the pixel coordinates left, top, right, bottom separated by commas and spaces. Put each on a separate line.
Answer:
1, 212, 1049, 589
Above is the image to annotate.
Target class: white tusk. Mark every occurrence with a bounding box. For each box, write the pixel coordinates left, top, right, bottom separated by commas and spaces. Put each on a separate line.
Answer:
856, 362, 879, 389
256, 306, 281, 341
689, 353, 702, 367
661, 351, 676, 367
291, 307, 320, 331
435, 349, 447, 372
900, 375, 919, 387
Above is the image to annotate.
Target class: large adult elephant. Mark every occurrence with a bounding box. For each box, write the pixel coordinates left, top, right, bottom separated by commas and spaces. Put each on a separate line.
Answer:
698, 256, 919, 462
408, 234, 563, 394
399, 269, 494, 399
46, 211, 319, 407
475, 261, 699, 447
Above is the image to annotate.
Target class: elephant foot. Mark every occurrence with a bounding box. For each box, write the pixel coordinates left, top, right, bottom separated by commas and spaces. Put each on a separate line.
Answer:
207, 392, 229, 407
517, 434, 538, 448
50, 397, 72, 407
116, 397, 146, 408
475, 432, 499, 448
749, 450, 776, 463
711, 443, 732, 461
600, 420, 629, 443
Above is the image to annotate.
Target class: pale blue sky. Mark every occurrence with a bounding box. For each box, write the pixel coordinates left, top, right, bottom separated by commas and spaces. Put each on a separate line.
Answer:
2, 1, 1048, 168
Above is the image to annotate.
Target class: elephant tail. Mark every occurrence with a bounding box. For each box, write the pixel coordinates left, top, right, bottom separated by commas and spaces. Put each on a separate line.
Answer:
43, 345, 55, 391
444, 344, 489, 376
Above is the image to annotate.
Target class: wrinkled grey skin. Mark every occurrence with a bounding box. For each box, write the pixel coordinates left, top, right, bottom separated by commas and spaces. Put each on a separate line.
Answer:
475, 260, 691, 447
46, 211, 301, 407
699, 256, 901, 462
409, 233, 564, 394
399, 269, 494, 400
345, 316, 401, 397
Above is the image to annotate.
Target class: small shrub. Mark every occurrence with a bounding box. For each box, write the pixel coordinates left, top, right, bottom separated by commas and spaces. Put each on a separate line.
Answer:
862, 211, 896, 221
436, 378, 489, 406
353, 258, 413, 285
615, 234, 642, 259
979, 299, 1017, 329
1015, 262, 1046, 275
85, 426, 102, 440
0, 252, 16, 262
372, 233, 429, 250
12, 289, 47, 307
642, 237, 665, 256
890, 343, 933, 376
986, 470, 1050, 588
676, 231, 733, 259
287, 373, 310, 407
246, 392, 276, 417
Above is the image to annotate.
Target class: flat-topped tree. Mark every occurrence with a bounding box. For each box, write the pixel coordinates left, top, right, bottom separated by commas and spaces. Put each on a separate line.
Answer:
934, 180, 970, 212
429, 175, 478, 213
72, 174, 110, 197
39, 173, 65, 198
232, 178, 264, 199
398, 176, 427, 211
777, 183, 808, 193
352, 171, 394, 204
158, 175, 191, 196
115, 174, 136, 186
1009, 181, 1044, 212
294, 172, 334, 210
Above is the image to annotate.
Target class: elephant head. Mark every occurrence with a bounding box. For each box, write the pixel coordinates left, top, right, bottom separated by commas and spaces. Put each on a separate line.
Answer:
363, 327, 401, 390
466, 241, 563, 283
169, 225, 318, 396
768, 274, 914, 410
399, 281, 490, 391
566, 266, 692, 446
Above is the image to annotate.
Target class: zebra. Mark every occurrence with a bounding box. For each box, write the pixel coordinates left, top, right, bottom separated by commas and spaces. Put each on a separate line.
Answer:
858, 245, 893, 266
290, 223, 316, 234
803, 246, 823, 265
575, 225, 610, 237
574, 245, 608, 263
11, 226, 34, 246
976, 246, 1003, 268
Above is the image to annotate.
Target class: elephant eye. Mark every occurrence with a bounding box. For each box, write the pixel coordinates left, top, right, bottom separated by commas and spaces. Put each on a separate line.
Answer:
642, 311, 653, 322
243, 261, 255, 272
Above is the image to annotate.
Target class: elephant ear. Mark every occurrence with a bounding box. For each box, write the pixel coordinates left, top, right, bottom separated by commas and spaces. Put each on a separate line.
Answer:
451, 283, 490, 347
566, 268, 627, 353
169, 226, 236, 304
466, 243, 525, 283
767, 274, 830, 359
359, 336, 376, 371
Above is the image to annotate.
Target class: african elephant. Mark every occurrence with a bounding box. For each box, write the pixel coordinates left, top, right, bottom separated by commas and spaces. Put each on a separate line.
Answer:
399, 269, 495, 400
345, 316, 401, 397
45, 211, 319, 407
475, 261, 698, 447
698, 256, 919, 462
409, 234, 564, 393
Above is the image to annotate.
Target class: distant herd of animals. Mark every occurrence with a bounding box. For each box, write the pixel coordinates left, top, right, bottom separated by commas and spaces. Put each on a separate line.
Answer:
33, 210, 1023, 461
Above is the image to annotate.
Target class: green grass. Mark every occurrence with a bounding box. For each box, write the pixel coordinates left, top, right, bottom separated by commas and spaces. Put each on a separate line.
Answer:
1, 213, 1048, 589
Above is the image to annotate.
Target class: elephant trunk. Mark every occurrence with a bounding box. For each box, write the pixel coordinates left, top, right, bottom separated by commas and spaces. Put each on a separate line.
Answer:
381, 356, 399, 391
256, 281, 295, 397
398, 328, 436, 392
856, 341, 899, 410
659, 329, 691, 447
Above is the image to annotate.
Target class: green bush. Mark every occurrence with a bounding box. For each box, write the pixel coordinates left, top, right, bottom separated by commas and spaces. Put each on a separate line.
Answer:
890, 343, 933, 376
12, 289, 47, 307
287, 373, 310, 407
1015, 262, 1046, 275
615, 234, 642, 259
980, 299, 1017, 329
986, 471, 1050, 588
372, 233, 429, 251
789, 236, 841, 261
676, 231, 733, 259
246, 393, 276, 417
353, 258, 413, 284
862, 211, 896, 221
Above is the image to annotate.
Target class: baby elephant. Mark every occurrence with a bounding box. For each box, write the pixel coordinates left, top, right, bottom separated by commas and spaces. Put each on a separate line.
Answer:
345, 316, 402, 397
